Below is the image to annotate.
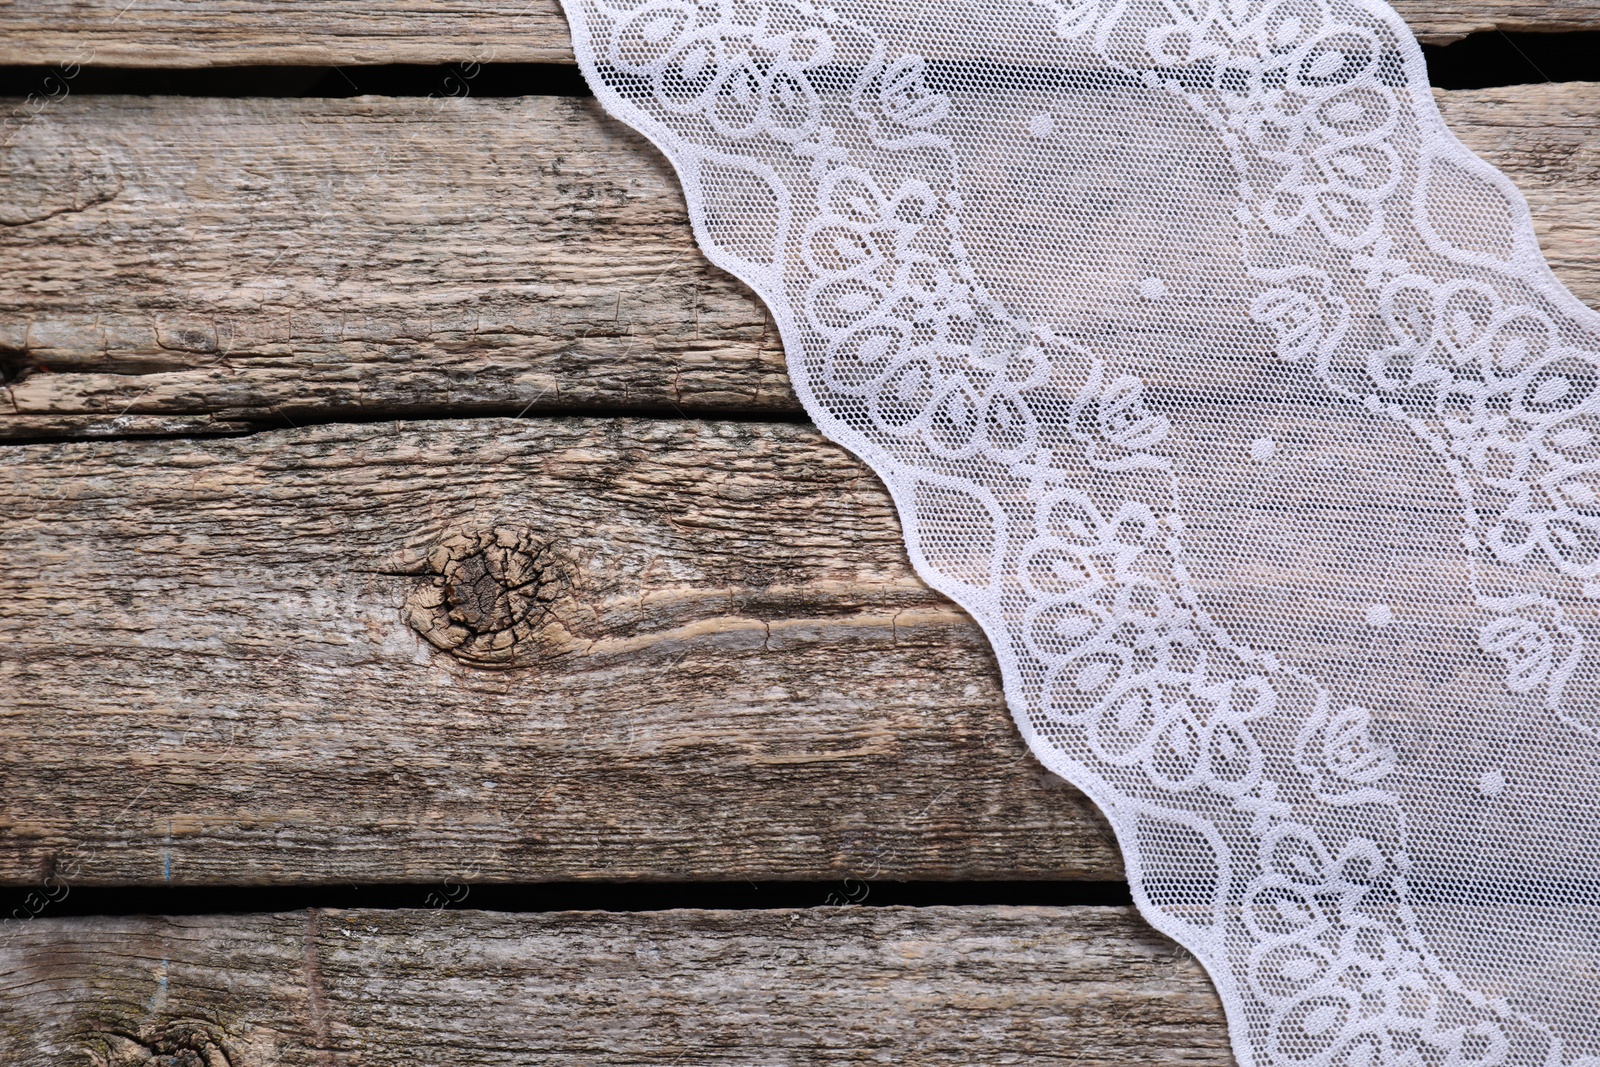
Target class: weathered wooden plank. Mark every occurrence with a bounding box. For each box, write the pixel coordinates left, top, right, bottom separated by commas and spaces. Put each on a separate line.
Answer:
0, 409, 1524, 884
1394, 0, 1600, 38
1433, 83, 1600, 297
0, 905, 1231, 1066
4, 84, 1599, 437
0, 418, 1121, 886
0, 0, 1588, 68
0, 413, 254, 440
0, 94, 791, 436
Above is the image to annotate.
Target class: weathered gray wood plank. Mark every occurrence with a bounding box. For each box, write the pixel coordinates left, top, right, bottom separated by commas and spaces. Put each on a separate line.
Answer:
0, 905, 1231, 1066
0, 94, 790, 436
0, 418, 1121, 886
0, 408, 1510, 884
1436, 82, 1600, 298
4, 84, 1599, 437
0, 0, 1588, 68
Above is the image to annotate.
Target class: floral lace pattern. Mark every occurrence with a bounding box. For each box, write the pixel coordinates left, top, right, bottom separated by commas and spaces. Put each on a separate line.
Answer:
556, 0, 1600, 1062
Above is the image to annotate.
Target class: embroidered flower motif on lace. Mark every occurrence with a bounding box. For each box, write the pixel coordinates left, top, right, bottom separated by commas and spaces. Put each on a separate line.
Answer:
556, 0, 1600, 1061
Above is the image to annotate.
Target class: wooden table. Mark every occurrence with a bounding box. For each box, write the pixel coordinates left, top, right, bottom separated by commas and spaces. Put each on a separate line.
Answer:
2, 4, 1597, 1063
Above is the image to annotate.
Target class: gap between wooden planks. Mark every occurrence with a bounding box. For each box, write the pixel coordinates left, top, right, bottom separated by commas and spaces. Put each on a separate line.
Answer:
1, 906, 1229, 1066
3, 83, 1598, 438
0, 0, 1594, 66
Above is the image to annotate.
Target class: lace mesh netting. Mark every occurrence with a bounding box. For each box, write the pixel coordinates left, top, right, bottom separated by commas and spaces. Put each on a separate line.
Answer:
554, 0, 1600, 1061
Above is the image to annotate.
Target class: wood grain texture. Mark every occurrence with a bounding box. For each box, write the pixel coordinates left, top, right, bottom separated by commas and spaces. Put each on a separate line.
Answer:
0, 94, 791, 436
0, 417, 1120, 886
1430, 82, 1600, 298
0, 0, 1590, 67
0, 905, 1231, 1066
4, 85, 1600, 437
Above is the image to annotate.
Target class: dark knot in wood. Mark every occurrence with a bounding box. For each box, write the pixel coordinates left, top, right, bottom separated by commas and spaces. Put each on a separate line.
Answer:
403, 526, 572, 669
83, 1026, 234, 1067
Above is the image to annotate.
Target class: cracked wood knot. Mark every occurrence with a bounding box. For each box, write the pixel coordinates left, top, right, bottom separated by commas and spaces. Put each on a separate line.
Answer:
82, 1024, 234, 1067
403, 526, 573, 669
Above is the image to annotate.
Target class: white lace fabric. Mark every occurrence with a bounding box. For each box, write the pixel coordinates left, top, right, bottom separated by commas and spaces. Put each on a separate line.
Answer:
553, 0, 1600, 1061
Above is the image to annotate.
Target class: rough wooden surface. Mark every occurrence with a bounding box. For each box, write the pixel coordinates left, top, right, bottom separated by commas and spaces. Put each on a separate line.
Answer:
0, 418, 1121, 886
0, 94, 790, 437
0, 0, 1588, 67
3, 84, 1597, 438
0, 905, 1230, 1066
1436, 82, 1600, 292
